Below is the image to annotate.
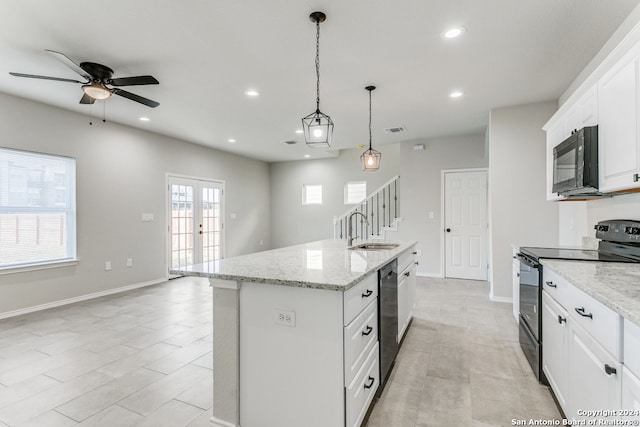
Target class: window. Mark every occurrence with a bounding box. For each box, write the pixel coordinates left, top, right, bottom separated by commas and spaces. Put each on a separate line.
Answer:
0, 148, 76, 269
344, 181, 367, 205
302, 184, 322, 205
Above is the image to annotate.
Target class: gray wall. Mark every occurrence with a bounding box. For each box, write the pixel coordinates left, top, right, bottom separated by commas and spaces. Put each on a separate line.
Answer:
269, 145, 400, 249
488, 101, 559, 300
394, 134, 488, 276
0, 93, 270, 314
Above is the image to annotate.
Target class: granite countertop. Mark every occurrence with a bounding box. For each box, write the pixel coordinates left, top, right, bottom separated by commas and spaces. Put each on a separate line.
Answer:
171, 239, 417, 291
541, 259, 640, 326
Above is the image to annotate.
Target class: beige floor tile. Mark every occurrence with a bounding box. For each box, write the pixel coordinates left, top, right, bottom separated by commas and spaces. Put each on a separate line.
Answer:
186, 408, 213, 427
175, 374, 213, 410
96, 342, 180, 378
16, 410, 77, 427
75, 405, 143, 426
0, 374, 60, 409
55, 367, 165, 422
137, 399, 204, 427
143, 340, 211, 374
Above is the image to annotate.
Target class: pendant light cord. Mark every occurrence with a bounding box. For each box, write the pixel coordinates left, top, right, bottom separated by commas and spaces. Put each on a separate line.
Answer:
315, 20, 321, 112
368, 89, 373, 150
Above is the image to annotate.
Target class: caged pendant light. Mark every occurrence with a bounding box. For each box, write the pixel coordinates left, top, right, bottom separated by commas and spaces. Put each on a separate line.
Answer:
302, 11, 334, 148
361, 85, 381, 171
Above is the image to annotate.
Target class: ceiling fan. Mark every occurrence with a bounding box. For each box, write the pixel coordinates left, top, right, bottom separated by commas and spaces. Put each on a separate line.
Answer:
9, 49, 160, 108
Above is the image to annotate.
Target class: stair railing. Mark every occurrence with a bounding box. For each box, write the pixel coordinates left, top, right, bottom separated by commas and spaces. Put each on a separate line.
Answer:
333, 175, 400, 241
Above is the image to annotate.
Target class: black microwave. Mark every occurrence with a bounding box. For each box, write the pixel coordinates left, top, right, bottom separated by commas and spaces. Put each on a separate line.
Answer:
552, 125, 599, 196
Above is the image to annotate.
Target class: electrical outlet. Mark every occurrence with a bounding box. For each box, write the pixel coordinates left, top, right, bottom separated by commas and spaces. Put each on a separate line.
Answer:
105, 261, 112, 271
126, 258, 133, 267
274, 310, 296, 327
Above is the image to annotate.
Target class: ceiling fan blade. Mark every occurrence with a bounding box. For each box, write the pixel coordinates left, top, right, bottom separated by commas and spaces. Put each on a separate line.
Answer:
112, 88, 159, 108
9, 72, 84, 84
79, 93, 95, 104
109, 75, 159, 86
45, 49, 91, 80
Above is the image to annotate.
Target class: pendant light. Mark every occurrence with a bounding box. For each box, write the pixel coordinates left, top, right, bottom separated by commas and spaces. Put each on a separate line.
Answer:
361, 85, 381, 171
302, 11, 334, 148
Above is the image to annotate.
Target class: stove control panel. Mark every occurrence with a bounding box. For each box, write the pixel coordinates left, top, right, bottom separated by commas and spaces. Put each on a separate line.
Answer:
595, 220, 640, 243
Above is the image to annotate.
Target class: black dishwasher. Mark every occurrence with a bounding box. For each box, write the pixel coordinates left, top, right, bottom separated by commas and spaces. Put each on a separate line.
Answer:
377, 259, 398, 395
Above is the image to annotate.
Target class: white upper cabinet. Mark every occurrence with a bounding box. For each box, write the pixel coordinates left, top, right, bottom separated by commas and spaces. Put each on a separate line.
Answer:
598, 40, 640, 193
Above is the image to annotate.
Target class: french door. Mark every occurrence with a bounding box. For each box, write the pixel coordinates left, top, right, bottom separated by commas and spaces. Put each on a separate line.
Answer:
168, 176, 224, 269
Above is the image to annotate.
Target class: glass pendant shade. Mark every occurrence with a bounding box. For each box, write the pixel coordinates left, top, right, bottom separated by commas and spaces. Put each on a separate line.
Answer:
361, 85, 381, 171
361, 148, 381, 171
302, 110, 334, 148
82, 82, 111, 100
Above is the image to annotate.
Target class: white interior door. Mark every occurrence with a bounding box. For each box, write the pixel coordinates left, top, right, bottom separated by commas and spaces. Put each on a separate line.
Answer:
444, 170, 488, 280
168, 176, 224, 269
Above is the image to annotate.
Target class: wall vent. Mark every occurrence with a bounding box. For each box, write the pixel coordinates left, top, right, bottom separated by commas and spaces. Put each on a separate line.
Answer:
384, 126, 406, 133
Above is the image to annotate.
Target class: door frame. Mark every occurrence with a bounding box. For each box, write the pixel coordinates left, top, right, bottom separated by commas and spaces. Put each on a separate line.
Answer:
439, 167, 490, 280
165, 173, 226, 276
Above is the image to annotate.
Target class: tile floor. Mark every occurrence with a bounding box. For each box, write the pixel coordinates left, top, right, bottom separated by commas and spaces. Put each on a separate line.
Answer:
0, 276, 560, 426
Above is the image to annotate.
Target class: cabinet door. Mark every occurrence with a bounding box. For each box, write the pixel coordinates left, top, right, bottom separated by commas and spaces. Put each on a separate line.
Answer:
407, 264, 416, 320
598, 50, 640, 192
622, 367, 640, 415
542, 291, 569, 411
567, 321, 621, 419
578, 85, 598, 127
546, 120, 566, 201
397, 273, 408, 341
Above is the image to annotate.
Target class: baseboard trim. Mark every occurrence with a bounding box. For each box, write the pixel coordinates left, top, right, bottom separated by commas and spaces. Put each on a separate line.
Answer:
416, 272, 442, 278
210, 416, 239, 427
490, 294, 513, 304
0, 277, 168, 320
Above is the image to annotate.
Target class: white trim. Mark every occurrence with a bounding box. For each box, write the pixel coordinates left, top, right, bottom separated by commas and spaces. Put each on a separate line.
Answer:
0, 277, 167, 320
0, 259, 79, 275
210, 415, 239, 427
489, 294, 513, 304
440, 168, 490, 281
416, 272, 442, 278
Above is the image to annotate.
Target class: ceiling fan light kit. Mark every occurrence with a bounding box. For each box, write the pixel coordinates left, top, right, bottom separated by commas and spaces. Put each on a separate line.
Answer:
302, 11, 333, 148
9, 50, 160, 108
361, 85, 381, 171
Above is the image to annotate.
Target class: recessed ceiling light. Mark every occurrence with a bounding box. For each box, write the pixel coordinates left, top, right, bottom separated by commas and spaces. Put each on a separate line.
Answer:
304, 154, 311, 158
442, 27, 465, 39
449, 90, 464, 98
245, 89, 259, 97
228, 138, 236, 144
295, 129, 304, 134
139, 117, 150, 121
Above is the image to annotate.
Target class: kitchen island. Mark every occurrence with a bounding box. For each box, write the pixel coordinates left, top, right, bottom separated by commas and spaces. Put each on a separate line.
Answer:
171, 239, 417, 427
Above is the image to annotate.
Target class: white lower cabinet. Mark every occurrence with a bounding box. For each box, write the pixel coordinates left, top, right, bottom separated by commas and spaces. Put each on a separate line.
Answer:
542, 291, 569, 409
622, 367, 640, 414
397, 249, 416, 341
567, 320, 621, 419
346, 343, 379, 427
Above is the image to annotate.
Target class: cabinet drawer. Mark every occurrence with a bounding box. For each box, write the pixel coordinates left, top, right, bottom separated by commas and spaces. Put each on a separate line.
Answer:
624, 319, 640, 375
344, 299, 378, 386
344, 273, 378, 326
398, 248, 416, 273
567, 284, 622, 360
542, 266, 572, 309
346, 343, 379, 427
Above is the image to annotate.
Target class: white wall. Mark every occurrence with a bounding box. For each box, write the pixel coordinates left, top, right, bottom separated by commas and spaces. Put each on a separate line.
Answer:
394, 134, 488, 276
0, 93, 270, 315
488, 101, 559, 300
269, 145, 400, 248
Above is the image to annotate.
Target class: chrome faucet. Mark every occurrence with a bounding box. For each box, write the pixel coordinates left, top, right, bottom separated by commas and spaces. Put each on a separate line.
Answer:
347, 211, 370, 246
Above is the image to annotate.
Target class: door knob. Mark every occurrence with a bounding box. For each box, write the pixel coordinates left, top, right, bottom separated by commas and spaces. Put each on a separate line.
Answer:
446, 228, 451, 233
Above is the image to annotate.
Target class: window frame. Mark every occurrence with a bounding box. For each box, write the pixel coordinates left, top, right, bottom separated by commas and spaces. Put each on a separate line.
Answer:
301, 184, 323, 205
344, 181, 367, 205
0, 147, 77, 273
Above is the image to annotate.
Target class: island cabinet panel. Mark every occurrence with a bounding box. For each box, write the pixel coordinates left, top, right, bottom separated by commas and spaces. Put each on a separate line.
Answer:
344, 272, 378, 326
344, 299, 378, 387
239, 282, 345, 427
346, 343, 379, 427
622, 367, 640, 418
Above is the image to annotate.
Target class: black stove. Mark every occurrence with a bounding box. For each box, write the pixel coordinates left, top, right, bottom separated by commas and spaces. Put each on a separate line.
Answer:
517, 219, 640, 385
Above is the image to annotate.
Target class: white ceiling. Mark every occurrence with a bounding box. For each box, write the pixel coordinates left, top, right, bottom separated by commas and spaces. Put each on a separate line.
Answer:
0, 1, 638, 163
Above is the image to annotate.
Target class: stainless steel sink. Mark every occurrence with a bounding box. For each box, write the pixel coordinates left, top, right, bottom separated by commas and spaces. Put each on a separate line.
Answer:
349, 243, 400, 251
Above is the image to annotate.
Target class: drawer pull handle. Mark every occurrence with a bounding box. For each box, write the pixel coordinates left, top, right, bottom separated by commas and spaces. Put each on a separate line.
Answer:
558, 315, 566, 324
364, 376, 375, 389
362, 289, 373, 298
545, 281, 557, 288
604, 364, 617, 375
404, 271, 411, 277
574, 307, 593, 319
362, 325, 373, 336
412, 251, 418, 255
634, 173, 639, 183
